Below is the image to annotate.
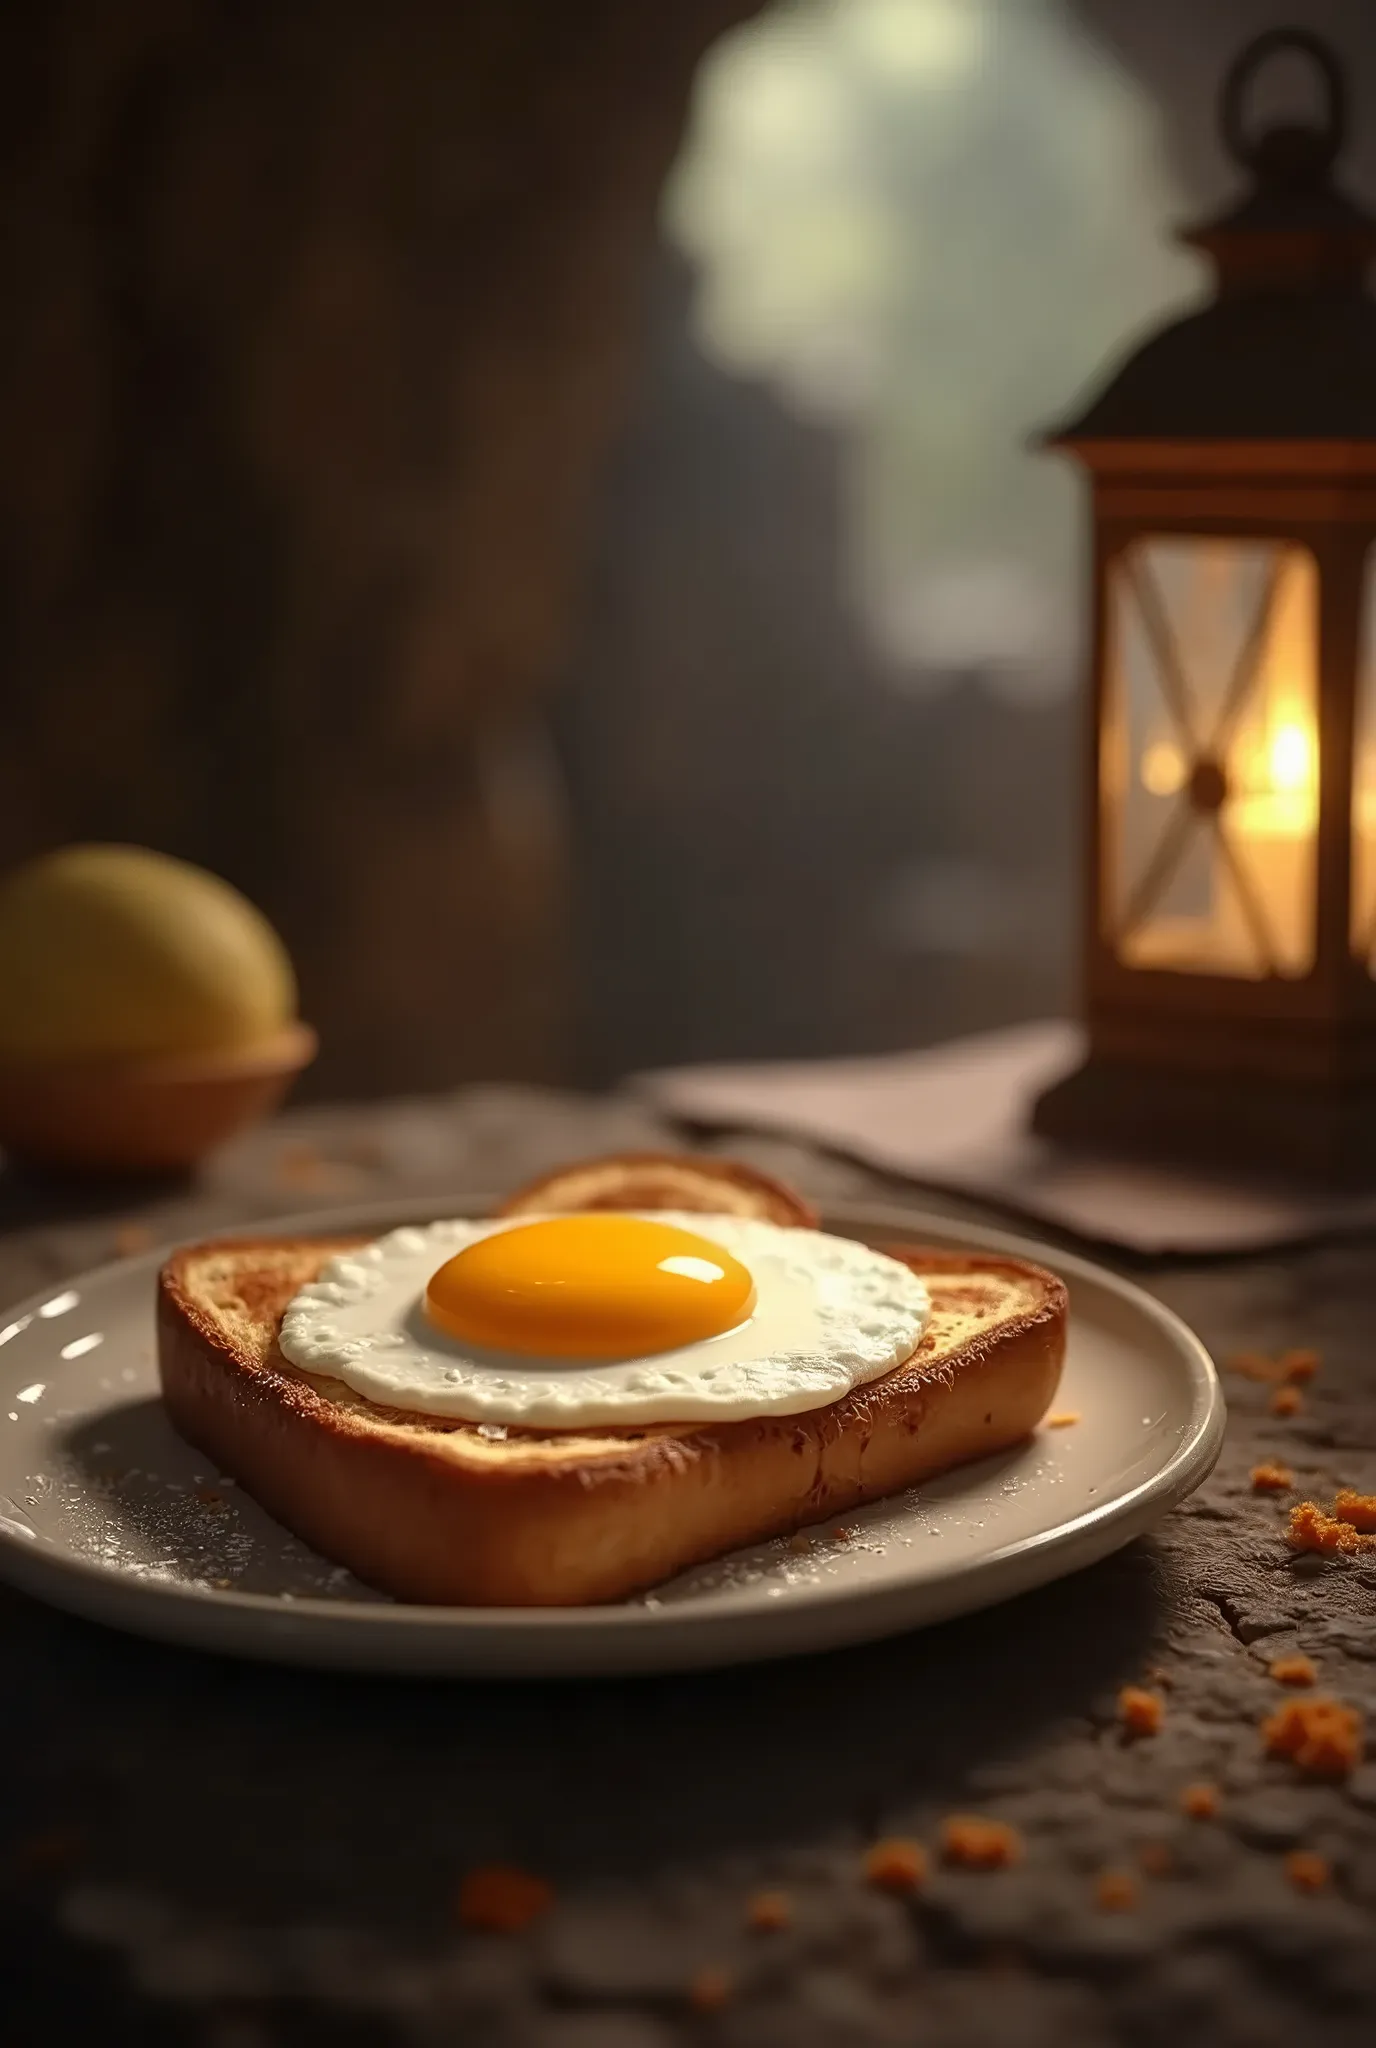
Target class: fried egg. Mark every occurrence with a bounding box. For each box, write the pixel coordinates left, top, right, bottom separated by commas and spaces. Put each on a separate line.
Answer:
278, 1211, 929, 1428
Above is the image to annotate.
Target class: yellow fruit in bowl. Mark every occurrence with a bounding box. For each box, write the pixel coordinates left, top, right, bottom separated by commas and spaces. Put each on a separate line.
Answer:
0, 845, 315, 1174
0, 843, 296, 1060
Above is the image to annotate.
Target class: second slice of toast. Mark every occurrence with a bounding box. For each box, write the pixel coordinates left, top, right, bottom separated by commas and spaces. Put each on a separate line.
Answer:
158, 1217, 1067, 1607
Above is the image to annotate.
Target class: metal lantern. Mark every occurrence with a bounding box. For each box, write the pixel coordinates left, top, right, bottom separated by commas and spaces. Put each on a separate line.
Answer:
1033, 28, 1376, 1182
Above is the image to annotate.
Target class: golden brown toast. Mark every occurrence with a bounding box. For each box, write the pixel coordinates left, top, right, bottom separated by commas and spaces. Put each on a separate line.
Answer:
157, 1156, 1067, 1606
496, 1151, 818, 1228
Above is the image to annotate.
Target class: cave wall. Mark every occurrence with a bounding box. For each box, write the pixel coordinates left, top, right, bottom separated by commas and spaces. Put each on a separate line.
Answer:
0, 0, 752, 1098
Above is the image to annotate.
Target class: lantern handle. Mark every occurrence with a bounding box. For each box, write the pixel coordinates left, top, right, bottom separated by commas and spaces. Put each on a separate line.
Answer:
1220, 27, 1347, 177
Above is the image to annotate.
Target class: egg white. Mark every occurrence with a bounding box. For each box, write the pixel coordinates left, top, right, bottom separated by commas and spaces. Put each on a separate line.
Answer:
278, 1211, 930, 1429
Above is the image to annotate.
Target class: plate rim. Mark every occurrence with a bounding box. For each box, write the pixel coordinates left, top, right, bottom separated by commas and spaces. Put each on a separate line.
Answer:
0, 1191, 1226, 1662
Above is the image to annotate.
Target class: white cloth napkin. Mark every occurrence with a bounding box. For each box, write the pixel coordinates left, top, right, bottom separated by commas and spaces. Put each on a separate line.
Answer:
637, 1020, 1376, 1256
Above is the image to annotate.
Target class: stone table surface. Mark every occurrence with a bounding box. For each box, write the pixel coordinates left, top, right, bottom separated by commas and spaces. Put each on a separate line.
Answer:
2, 1087, 1375, 2048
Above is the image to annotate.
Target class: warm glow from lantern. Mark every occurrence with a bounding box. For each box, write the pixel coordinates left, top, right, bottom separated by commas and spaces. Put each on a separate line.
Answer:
1269, 719, 1312, 793
1140, 740, 1186, 796
1112, 539, 1319, 979
1355, 561, 1376, 971
1226, 696, 1318, 970
1235, 701, 1318, 830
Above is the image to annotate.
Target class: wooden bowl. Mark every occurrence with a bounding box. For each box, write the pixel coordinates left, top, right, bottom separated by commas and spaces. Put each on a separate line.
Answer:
0, 1022, 317, 1175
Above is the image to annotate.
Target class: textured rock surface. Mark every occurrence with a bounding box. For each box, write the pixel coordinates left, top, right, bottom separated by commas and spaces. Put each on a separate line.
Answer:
1, 1091, 1374, 2045
0, 0, 751, 1100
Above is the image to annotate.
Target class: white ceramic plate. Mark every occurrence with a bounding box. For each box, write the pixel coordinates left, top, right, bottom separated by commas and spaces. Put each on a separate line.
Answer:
0, 1197, 1223, 1676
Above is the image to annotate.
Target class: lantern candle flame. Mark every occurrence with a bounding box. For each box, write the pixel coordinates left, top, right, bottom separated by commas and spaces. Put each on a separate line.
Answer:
1269, 720, 1313, 795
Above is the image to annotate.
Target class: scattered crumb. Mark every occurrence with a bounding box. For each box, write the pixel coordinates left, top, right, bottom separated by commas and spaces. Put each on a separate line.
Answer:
1095, 1869, 1139, 1912
1334, 1489, 1376, 1533
1284, 1850, 1330, 1893
1136, 1841, 1172, 1877
688, 1967, 732, 2012
863, 1837, 928, 1894
1227, 1341, 1316, 1385
1263, 1696, 1364, 1780
1118, 1686, 1165, 1737
1269, 1654, 1317, 1688
745, 1889, 791, 1932
1270, 1386, 1303, 1418
1045, 1410, 1081, 1428
195, 1489, 225, 1508
831, 1526, 857, 1542
1250, 1460, 1293, 1494
939, 1816, 1024, 1870
1181, 1782, 1220, 1820
112, 1223, 153, 1257
212, 1578, 233, 1591
455, 1864, 553, 1933
787, 1532, 812, 1555
1288, 1502, 1376, 1555
1226, 1350, 1280, 1381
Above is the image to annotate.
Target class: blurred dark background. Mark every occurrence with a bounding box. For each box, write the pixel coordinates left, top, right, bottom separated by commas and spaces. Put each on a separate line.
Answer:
3, 0, 1374, 1101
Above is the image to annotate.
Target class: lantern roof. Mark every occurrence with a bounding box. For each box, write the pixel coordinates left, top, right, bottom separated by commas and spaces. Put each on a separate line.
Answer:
1043, 29, 1376, 452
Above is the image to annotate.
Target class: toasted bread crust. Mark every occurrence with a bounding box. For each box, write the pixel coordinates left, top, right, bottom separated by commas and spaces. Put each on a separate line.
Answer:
495, 1151, 819, 1229
158, 1229, 1067, 1607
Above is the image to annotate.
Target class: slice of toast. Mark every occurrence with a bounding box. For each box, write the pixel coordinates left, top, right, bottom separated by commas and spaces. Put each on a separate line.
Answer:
496, 1151, 819, 1228
157, 1160, 1067, 1606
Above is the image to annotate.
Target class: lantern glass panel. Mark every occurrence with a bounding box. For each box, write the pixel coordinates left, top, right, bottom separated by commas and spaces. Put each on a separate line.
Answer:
1354, 550, 1376, 974
1103, 536, 1318, 980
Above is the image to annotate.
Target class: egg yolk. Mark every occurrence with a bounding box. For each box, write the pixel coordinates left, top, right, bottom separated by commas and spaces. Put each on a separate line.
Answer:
424, 1215, 757, 1359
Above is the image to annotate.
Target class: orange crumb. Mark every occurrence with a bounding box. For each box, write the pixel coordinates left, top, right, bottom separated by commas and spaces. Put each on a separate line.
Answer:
1180, 1782, 1220, 1820
1136, 1841, 1172, 1877
831, 1526, 858, 1542
787, 1531, 812, 1554
688, 1967, 732, 2012
1284, 1850, 1330, 1893
745, 1889, 791, 1932
1270, 1386, 1303, 1417
939, 1816, 1024, 1870
456, 1864, 553, 1933
1250, 1460, 1293, 1494
863, 1836, 928, 1893
195, 1489, 224, 1507
1263, 1696, 1363, 1779
112, 1223, 153, 1257
1045, 1410, 1081, 1428
1226, 1350, 1280, 1381
1095, 1869, 1139, 1912
1288, 1502, 1376, 1555
1118, 1686, 1165, 1737
1269, 1654, 1317, 1688
1334, 1489, 1376, 1533
1280, 1348, 1320, 1382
